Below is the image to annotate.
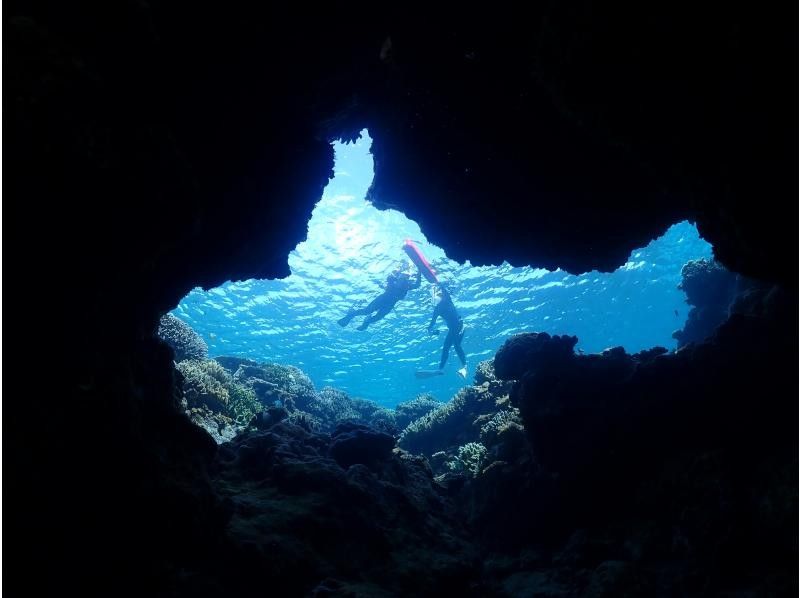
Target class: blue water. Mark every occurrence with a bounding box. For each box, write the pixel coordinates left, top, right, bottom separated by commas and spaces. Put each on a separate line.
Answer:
173, 131, 713, 407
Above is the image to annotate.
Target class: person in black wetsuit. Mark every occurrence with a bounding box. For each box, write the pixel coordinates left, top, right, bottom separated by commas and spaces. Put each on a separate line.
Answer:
338, 263, 421, 331
427, 283, 468, 378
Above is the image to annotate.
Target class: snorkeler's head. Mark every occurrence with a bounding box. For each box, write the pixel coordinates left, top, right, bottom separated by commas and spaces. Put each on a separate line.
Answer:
393, 259, 411, 274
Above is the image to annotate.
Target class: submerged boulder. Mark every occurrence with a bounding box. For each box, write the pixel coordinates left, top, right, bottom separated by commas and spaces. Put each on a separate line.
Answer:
210, 420, 477, 594
494, 332, 578, 380
470, 313, 798, 594
329, 422, 395, 469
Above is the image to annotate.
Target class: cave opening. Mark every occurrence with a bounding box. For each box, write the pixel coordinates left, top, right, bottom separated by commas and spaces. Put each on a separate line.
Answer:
163, 129, 719, 422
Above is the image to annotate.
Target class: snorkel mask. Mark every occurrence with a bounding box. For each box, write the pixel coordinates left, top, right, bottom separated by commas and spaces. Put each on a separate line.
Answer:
394, 260, 412, 276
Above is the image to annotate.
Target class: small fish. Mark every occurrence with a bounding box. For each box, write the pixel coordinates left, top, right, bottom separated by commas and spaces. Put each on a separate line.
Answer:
673, 310, 679, 317
209, 332, 217, 339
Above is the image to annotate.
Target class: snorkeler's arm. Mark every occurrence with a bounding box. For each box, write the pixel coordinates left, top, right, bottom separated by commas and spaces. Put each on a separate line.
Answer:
427, 306, 440, 333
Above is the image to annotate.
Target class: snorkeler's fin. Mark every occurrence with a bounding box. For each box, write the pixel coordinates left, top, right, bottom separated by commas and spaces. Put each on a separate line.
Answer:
338, 305, 358, 327
338, 301, 363, 327
415, 369, 445, 379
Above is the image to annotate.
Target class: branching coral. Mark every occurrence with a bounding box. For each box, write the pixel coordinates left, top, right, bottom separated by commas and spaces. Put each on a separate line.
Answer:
182, 357, 450, 438
177, 359, 231, 412
398, 384, 498, 456
479, 409, 523, 445
368, 408, 399, 436
228, 384, 261, 425
233, 362, 317, 410
474, 359, 497, 385
446, 442, 487, 476
158, 314, 208, 361
394, 394, 442, 430
178, 358, 264, 432
315, 386, 360, 427
285, 410, 323, 432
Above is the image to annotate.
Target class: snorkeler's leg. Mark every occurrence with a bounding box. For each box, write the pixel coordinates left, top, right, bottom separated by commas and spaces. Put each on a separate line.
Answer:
360, 295, 385, 314
338, 296, 379, 326
357, 303, 393, 330
338, 305, 362, 327
455, 325, 467, 378
439, 329, 455, 370
455, 340, 467, 368
337, 310, 357, 327
455, 324, 467, 365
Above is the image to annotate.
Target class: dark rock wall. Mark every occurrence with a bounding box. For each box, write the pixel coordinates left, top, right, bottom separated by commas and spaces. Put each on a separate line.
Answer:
672, 258, 739, 347
363, 8, 796, 280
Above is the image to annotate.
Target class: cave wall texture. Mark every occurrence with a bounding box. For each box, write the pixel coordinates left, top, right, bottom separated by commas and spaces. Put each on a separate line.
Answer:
4, 1, 797, 595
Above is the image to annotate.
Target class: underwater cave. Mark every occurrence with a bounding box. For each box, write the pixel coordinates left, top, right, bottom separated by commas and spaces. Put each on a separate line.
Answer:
5, 4, 798, 597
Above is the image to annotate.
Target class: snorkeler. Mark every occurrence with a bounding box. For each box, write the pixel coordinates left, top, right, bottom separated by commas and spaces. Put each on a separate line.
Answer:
419, 283, 467, 379
338, 262, 421, 331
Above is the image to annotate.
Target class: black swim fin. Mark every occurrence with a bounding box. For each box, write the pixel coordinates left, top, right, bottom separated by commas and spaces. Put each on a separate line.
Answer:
338, 302, 362, 327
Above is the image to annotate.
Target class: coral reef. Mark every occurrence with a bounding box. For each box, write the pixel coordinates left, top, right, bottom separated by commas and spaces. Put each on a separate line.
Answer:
285, 409, 323, 433
232, 361, 317, 410
471, 290, 798, 593
398, 359, 513, 459
394, 393, 442, 430
477, 409, 528, 470
312, 386, 360, 427
186, 406, 239, 444
177, 359, 231, 413
181, 357, 442, 440
176, 358, 262, 438
159, 300, 797, 596
473, 359, 498, 385
226, 384, 261, 426
157, 314, 208, 362
351, 399, 400, 435
208, 419, 478, 595
329, 422, 396, 469
214, 355, 260, 373
446, 442, 487, 476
